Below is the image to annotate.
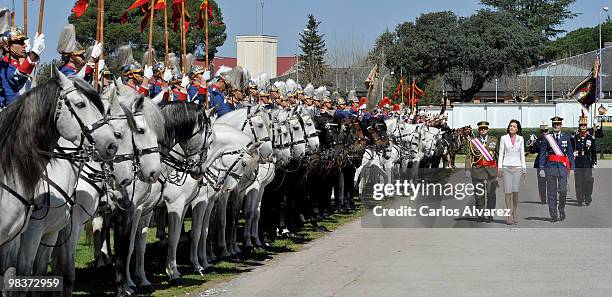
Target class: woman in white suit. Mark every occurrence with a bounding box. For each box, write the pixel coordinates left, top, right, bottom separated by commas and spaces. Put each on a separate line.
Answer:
498, 119, 526, 225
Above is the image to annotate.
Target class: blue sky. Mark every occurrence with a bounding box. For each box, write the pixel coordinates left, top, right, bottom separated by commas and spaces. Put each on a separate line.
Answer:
4, 0, 611, 63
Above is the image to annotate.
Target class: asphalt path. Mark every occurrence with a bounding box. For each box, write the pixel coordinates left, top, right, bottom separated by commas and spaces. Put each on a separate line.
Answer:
201, 160, 612, 297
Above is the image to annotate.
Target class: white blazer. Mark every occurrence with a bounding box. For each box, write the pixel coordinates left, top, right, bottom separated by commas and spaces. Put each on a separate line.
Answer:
498, 134, 526, 169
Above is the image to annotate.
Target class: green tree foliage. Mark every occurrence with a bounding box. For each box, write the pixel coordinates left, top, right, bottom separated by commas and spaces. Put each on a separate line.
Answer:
299, 14, 327, 86
546, 20, 612, 59
373, 10, 541, 102
480, 0, 578, 40
68, 0, 226, 66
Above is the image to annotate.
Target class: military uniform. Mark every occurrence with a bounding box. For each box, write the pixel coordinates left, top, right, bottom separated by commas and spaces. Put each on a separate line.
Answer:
538, 116, 575, 222
528, 124, 549, 204
465, 121, 498, 222
573, 119, 597, 206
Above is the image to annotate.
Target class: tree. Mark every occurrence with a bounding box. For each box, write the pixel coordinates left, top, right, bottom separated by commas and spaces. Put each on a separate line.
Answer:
546, 21, 612, 59
299, 14, 327, 86
371, 10, 541, 102
68, 0, 226, 69
480, 0, 578, 40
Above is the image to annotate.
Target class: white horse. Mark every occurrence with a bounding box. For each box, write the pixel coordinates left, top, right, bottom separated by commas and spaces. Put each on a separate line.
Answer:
0, 69, 118, 248
47, 92, 164, 297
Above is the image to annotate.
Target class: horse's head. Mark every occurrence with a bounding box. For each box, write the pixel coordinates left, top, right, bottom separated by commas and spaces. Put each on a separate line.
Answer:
248, 106, 273, 161
53, 68, 117, 160
272, 119, 291, 166
298, 111, 319, 153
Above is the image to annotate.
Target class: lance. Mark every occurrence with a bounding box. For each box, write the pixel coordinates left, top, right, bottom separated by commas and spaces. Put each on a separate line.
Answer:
148, 0, 154, 67
180, 0, 186, 73
94, 0, 105, 91
205, 0, 209, 69
23, 0, 27, 37
37, 0, 44, 35
164, 2, 169, 66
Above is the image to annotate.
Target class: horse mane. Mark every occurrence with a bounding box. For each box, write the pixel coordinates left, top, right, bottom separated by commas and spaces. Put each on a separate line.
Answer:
161, 101, 206, 146
141, 98, 166, 140
0, 79, 62, 194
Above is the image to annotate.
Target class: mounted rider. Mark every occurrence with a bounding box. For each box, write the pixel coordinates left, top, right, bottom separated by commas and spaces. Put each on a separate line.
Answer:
209, 65, 232, 116
57, 24, 101, 82
117, 45, 151, 97
140, 49, 166, 99
0, 8, 45, 107
187, 64, 209, 105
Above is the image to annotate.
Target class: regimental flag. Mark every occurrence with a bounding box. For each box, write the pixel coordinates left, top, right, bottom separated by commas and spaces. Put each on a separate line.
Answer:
411, 81, 424, 106
393, 76, 403, 99
196, 0, 214, 29
568, 56, 600, 109
365, 65, 380, 89
138, 0, 167, 32
171, 0, 190, 32
71, 0, 90, 18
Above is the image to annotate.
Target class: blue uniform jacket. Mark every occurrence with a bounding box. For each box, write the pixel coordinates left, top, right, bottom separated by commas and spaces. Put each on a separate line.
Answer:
538, 132, 575, 175
334, 109, 352, 119
149, 82, 163, 99
187, 85, 206, 105
59, 64, 78, 77
0, 58, 29, 106
209, 89, 233, 117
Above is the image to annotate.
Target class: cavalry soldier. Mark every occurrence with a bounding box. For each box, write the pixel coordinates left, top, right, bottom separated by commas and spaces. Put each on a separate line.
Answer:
302, 83, 316, 116
117, 45, 152, 96
528, 123, 549, 204
209, 66, 232, 116
334, 97, 351, 119
286, 79, 299, 107
246, 79, 259, 104
57, 24, 101, 81
465, 121, 499, 222
0, 23, 44, 106
538, 116, 574, 222
186, 65, 209, 105
573, 116, 597, 206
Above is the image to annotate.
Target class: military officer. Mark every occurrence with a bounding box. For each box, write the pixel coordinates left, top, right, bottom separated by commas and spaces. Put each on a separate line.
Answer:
528, 123, 549, 204
538, 116, 575, 222
573, 117, 597, 206
465, 121, 499, 222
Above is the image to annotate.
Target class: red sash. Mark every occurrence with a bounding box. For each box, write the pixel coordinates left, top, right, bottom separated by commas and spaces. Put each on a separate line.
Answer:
476, 159, 498, 175
547, 155, 571, 174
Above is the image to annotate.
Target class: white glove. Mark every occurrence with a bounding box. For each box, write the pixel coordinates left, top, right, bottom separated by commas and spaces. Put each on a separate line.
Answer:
465, 170, 471, 178
31, 33, 45, 56
143, 65, 154, 80
162, 68, 173, 82
181, 76, 190, 88
23, 38, 31, 53
539, 170, 545, 178
90, 42, 103, 60
203, 70, 211, 82
359, 104, 367, 110
96, 59, 105, 79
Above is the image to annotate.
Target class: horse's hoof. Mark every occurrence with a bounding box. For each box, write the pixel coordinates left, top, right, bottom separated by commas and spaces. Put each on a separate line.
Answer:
137, 285, 155, 294
116, 287, 135, 297
168, 277, 183, 287
194, 267, 205, 276
128, 286, 138, 295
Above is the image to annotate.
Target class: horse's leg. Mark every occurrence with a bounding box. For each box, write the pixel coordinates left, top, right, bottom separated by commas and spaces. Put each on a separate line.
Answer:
31, 232, 58, 297
15, 220, 44, 280
165, 205, 184, 285
243, 188, 256, 250
92, 214, 111, 268
189, 200, 207, 275
50, 221, 80, 297
215, 193, 231, 259
225, 190, 238, 257
252, 187, 265, 247
112, 200, 135, 297
154, 208, 167, 245
231, 190, 245, 256
125, 207, 143, 291
202, 196, 217, 267
133, 211, 154, 294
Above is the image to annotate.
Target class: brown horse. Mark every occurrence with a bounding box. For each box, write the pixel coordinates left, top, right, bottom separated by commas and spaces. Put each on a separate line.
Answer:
443, 126, 473, 168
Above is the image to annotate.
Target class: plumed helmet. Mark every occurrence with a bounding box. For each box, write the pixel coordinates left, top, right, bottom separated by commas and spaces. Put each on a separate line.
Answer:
314, 86, 328, 102
303, 83, 315, 99
185, 53, 194, 75
116, 45, 137, 68
57, 24, 84, 55
140, 48, 158, 67
0, 8, 11, 36
168, 53, 182, 77
189, 64, 206, 79
224, 66, 248, 91
285, 79, 298, 97
257, 73, 270, 96
273, 81, 287, 98
348, 90, 358, 103
152, 62, 165, 76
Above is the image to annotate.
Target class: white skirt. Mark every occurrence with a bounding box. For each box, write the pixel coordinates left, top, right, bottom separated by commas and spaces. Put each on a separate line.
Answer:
502, 167, 522, 193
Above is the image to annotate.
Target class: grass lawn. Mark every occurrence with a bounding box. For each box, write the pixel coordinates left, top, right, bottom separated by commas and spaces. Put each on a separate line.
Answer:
72, 204, 364, 296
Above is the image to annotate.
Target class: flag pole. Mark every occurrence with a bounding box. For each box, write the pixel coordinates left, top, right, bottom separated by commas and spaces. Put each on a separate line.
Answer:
181, 0, 186, 73
164, 2, 169, 66
205, 0, 209, 69
23, 0, 27, 37
148, 0, 155, 67
94, 0, 101, 90
37, 0, 45, 35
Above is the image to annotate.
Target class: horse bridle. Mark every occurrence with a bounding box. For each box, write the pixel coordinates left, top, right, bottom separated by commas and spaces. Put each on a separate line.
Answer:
55, 85, 110, 150
240, 106, 271, 143
202, 142, 255, 192
108, 112, 159, 177
161, 109, 212, 174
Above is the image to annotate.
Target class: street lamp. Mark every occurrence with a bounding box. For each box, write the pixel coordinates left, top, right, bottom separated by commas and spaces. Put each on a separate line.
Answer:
600, 7, 609, 100
381, 71, 395, 101
296, 28, 310, 85
544, 62, 557, 103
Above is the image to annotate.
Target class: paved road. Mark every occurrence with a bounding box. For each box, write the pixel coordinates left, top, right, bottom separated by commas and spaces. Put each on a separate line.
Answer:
201, 161, 612, 297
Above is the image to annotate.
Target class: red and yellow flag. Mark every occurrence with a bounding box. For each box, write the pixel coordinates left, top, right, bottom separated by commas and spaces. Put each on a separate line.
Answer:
71, 0, 90, 18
